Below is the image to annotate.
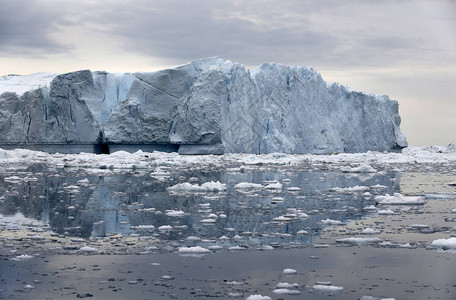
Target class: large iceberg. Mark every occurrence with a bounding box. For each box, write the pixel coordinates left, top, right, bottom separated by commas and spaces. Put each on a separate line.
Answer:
0, 57, 407, 154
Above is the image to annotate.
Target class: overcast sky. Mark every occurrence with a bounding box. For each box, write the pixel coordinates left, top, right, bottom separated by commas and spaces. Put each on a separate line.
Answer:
1, 0, 455, 146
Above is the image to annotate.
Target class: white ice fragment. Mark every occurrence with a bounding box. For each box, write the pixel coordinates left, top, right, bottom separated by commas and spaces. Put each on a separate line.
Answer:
321, 218, 344, 225
79, 246, 98, 252
165, 210, 186, 217
246, 295, 272, 300
272, 288, 301, 295
234, 182, 263, 189
178, 246, 211, 253
341, 164, 377, 173
158, 225, 172, 231
431, 237, 456, 249
24, 284, 36, 289
287, 187, 301, 191
330, 185, 370, 193
361, 228, 380, 235
378, 209, 396, 215
374, 193, 425, 205
167, 181, 226, 193
282, 268, 297, 275
313, 284, 344, 292
264, 180, 283, 190
11, 254, 33, 261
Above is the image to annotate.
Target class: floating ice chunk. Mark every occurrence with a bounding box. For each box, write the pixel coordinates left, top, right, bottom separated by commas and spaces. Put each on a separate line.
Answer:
336, 237, 383, 244
272, 288, 301, 295
131, 225, 155, 230
370, 184, 387, 189
313, 284, 344, 292
246, 295, 272, 300
79, 246, 98, 252
200, 218, 217, 223
374, 193, 425, 205
77, 178, 90, 184
24, 284, 36, 289
452, 209, 456, 214
329, 185, 370, 193
282, 268, 297, 274
431, 237, 456, 249
4, 176, 22, 183
264, 181, 283, 190
178, 246, 211, 253
158, 225, 172, 231
228, 246, 247, 250
287, 187, 301, 191
273, 216, 293, 222
11, 254, 33, 261
297, 230, 309, 235
408, 224, 430, 229
361, 228, 380, 235
341, 164, 377, 173
167, 181, 226, 193
321, 218, 344, 225
363, 205, 378, 211
165, 210, 186, 217
276, 282, 300, 288
234, 182, 263, 189
378, 209, 396, 215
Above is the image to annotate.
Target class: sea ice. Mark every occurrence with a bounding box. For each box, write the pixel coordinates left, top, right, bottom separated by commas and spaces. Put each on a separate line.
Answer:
374, 193, 425, 205
431, 237, 456, 249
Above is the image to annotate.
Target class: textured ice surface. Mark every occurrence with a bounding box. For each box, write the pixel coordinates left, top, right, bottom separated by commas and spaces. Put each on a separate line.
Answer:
0, 57, 407, 154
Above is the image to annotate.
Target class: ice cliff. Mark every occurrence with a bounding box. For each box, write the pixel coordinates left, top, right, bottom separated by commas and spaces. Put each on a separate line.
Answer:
0, 57, 407, 154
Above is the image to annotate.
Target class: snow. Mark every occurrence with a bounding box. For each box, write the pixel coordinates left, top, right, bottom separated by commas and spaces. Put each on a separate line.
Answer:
431, 237, 456, 249
0, 72, 56, 96
374, 193, 425, 205
177, 246, 211, 253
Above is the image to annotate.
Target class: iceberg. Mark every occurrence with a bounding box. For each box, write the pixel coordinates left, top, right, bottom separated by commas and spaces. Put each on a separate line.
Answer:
0, 57, 407, 154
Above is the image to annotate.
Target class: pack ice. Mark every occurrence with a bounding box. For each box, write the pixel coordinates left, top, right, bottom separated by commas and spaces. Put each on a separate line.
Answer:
0, 57, 407, 154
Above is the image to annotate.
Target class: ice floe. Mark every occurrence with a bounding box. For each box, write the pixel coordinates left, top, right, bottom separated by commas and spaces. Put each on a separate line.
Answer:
374, 193, 425, 205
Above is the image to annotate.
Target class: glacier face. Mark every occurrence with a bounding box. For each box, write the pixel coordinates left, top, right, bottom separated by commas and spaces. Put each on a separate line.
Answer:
0, 57, 407, 154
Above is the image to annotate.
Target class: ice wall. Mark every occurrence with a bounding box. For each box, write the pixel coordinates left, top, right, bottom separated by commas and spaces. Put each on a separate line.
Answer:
0, 57, 407, 153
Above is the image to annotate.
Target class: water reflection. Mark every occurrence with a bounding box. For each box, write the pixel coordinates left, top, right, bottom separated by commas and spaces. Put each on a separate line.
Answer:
0, 166, 400, 248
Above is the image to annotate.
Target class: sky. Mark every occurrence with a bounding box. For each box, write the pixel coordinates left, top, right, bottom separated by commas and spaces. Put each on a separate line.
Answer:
1, 0, 455, 146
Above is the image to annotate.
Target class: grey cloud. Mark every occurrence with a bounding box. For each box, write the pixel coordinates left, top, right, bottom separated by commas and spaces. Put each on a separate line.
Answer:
77, 0, 430, 68
0, 0, 68, 56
